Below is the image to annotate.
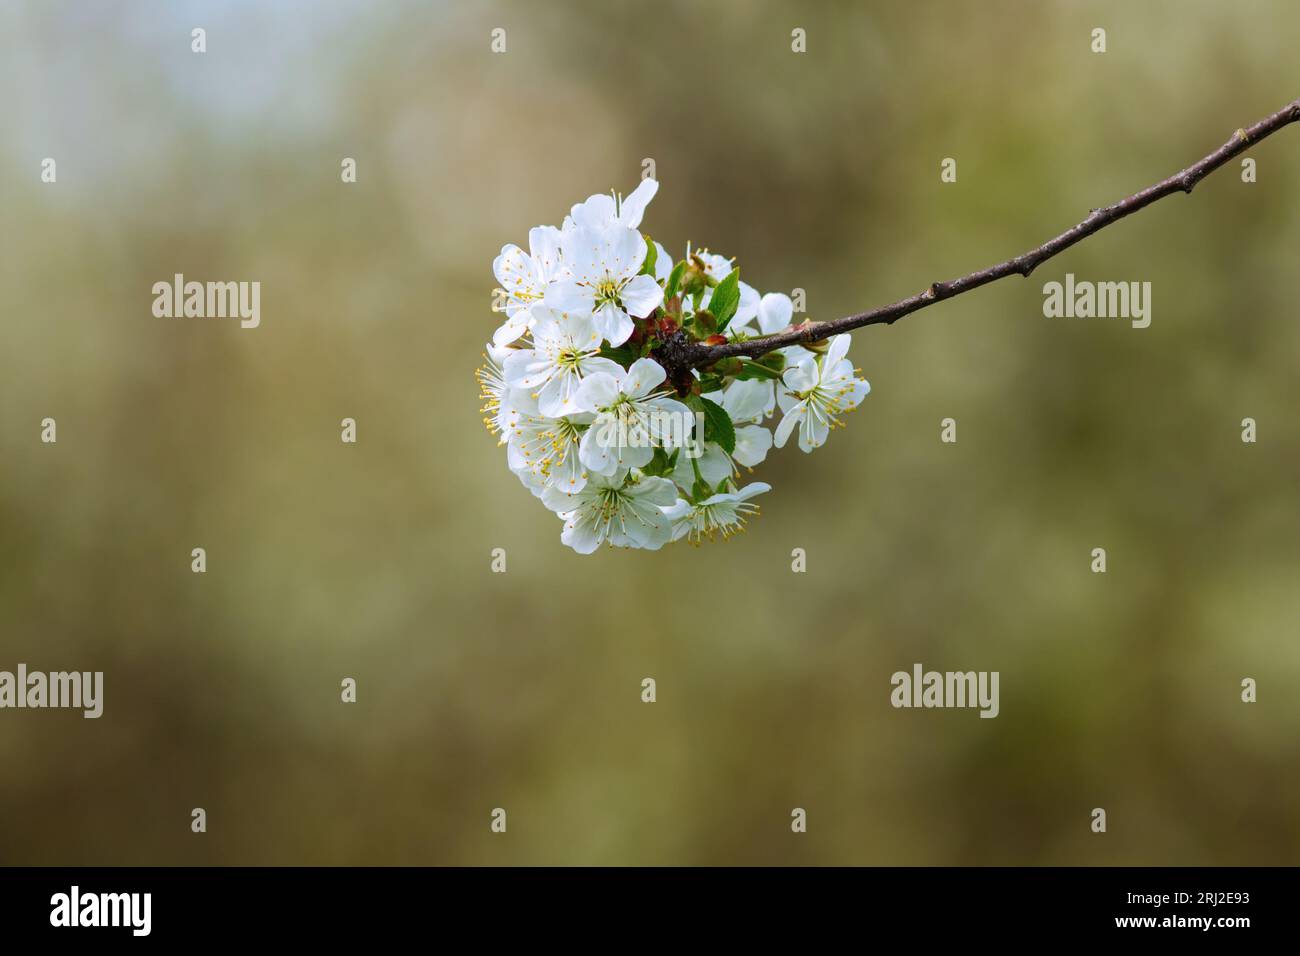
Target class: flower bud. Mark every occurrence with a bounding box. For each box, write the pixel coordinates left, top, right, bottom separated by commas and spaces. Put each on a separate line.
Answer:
681, 259, 710, 296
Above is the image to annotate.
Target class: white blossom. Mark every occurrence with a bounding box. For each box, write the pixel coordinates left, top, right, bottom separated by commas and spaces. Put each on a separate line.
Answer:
475, 342, 511, 439
547, 225, 663, 346
575, 358, 692, 476
756, 292, 794, 334
542, 471, 678, 554
663, 483, 771, 544
481, 180, 873, 552
503, 306, 623, 418
492, 227, 564, 345
504, 388, 594, 494
774, 334, 871, 452
566, 178, 658, 232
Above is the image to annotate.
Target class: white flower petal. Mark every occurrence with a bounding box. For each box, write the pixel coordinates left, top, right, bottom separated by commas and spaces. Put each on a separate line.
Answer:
799, 413, 830, 453
621, 499, 671, 549
721, 379, 771, 424
732, 424, 772, 467
620, 273, 664, 319
782, 355, 819, 393
578, 420, 619, 475
492, 314, 528, 347
622, 357, 667, 399
653, 241, 672, 283
538, 371, 584, 417
734, 281, 761, 325
773, 403, 803, 449
560, 511, 604, 554
733, 481, 771, 501
574, 371, 623, 411
695, 443, 733, 486
493, 244, 533, 292
502, 350, 547, 389
545, 279, 595, 315
569, 193, 617, 232
646, 397, 693, 446
528, 226, 563, 278
592, 301, 634, 346
607, 225, 646, 278
618, 178, 658, 230
823, 333, 852, 371
626, 475, 679, 507
757, 292, 793, 334
577, 355, 626, 379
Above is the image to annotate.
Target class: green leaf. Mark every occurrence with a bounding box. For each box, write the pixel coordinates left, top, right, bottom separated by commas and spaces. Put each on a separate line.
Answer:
691, 309, 717, 336
599, 344, 636, 366
642, 446, 674, 478
697, 371, 726, 393
710, 270, 740, 331
735, 359, 785, 381
699, 396, 735, 455
688, 450, 712, 501
664, 261, 686, 300
638, 234, 657, 277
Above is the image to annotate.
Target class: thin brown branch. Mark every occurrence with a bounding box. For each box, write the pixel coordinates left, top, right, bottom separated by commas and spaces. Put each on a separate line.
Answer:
684, 97, 1300, 369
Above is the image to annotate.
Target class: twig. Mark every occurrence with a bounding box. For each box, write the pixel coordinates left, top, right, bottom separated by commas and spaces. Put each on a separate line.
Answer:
683, 97, 1300, 369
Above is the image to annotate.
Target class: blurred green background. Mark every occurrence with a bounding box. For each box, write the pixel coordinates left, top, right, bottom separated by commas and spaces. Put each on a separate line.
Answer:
1, 0, 1297, 865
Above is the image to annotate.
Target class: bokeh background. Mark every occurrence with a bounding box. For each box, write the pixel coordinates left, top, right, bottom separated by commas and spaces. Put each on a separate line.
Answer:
1, 0, 1297, 865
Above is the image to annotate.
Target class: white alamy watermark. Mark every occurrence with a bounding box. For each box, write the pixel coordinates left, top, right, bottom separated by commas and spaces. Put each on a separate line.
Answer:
0, 664, 103, 718
588, 409, 705, 458
50, 886, 150, 936
152, 273, 261, 328
890, 663, 999, 718
1042, 273, 1151, 328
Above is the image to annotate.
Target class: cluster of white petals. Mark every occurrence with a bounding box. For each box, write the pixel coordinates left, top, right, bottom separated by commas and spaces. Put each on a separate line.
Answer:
478, 180, 871, 552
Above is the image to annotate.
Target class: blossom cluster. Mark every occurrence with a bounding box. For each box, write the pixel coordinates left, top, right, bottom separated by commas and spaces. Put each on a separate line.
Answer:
477, 179, 871, 553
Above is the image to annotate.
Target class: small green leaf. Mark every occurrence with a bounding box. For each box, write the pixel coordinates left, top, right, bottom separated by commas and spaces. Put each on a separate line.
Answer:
735, 359, 784, 382
664, 261, 686, 300
681, 444, 712, 501
642, 446, 673, 478
710, 270, 741, 331
599, 344, 636, 366
697, 371, 726, 393
638, 234, 657, 277
692, 309, 718, 336
699, 396, 735, 455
